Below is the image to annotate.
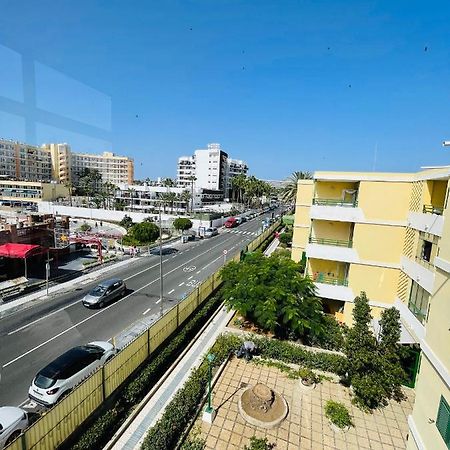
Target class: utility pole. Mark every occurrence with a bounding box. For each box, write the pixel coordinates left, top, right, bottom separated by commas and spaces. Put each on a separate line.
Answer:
159, 203, 163, 318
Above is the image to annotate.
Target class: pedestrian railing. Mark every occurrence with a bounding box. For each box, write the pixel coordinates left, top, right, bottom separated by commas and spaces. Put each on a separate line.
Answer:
312, 198, 358, 207
5, 221, 280, 450
422, 204, 444, 215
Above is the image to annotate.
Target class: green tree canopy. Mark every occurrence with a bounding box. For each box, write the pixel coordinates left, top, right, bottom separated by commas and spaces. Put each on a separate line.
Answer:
128, 222, 159, 244
220, 253, 323, 338
281, 171, 313, 203
119, 215, 134, 229
173, 218, 193, 231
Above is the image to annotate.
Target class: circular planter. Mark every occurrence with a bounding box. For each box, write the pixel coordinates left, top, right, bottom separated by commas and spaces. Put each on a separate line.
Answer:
299, 379, 316, 391
328, 420, 350, 433
238, 386, 289, 429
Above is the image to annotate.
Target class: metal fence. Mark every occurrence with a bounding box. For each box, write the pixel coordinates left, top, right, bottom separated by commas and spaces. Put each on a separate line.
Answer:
6, 221, 279, 450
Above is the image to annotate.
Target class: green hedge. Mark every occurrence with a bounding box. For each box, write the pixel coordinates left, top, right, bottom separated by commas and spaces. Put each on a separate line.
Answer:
141, 334, 241, 450
252, 336, 348, 376
70, 294, 224, 450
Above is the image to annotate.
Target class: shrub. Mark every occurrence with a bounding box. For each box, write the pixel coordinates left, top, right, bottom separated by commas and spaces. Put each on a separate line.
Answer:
127, 222, 159, 244
254, 336, 348, 376
278, 231, 293, 246
141, 334, 240, 450
298, 367, 318, 385
79, 223, 91, 232
119, 215, 133, 229
243, 436, 275, 450
324, 400, 353, 428
307, 314, 347, 351
180, 437, 206, 450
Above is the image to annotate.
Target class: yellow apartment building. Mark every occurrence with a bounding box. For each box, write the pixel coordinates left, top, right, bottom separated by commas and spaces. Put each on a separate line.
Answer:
0, 180, 69, 204
292, 167, 450, 450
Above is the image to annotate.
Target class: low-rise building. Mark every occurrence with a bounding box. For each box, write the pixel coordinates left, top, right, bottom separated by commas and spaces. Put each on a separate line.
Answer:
0, 180, 69, 205
291, 167, 450, 450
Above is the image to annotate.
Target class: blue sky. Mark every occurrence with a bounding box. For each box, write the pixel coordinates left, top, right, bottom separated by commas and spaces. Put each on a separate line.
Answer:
0, 0, 449, 180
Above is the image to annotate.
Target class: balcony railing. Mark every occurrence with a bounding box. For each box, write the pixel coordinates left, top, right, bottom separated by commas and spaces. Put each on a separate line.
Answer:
422, 204, 444, 215
312, 198, 358, 207
309, 237, 353, 248
414, 255, 434, 269
312, 273, 349, 286
408, 301, 427, 324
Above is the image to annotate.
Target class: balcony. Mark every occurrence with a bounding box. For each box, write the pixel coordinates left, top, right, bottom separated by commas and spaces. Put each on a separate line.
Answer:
312, 272, 349, 286
309, 237, 352, 248
312, 198, 358, 207
407, 301, 427, 324
422, 204, 443, 215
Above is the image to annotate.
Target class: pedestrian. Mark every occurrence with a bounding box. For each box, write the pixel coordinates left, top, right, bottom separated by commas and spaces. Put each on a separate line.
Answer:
95, 222, 98, 228
100, 221, 103, 227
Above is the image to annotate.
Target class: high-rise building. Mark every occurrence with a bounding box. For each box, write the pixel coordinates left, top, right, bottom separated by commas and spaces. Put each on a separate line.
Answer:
0, 139, 134, 187
176, 143, 247, 199
291, 167, 450, 450
0, 139, 52, 182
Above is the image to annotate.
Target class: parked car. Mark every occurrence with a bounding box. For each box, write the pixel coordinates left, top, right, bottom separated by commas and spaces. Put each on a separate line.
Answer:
28, 341, 117, 406
82, 278, 126, 308
224, 217, 239, 228
204, 227, 218, 238
0, 407, 29, 449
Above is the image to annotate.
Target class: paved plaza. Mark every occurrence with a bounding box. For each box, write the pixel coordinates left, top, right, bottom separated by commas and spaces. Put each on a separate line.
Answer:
194, 357, 415, 450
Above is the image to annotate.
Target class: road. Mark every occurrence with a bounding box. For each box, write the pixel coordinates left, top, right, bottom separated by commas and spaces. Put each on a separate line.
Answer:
0, 211, 278, 407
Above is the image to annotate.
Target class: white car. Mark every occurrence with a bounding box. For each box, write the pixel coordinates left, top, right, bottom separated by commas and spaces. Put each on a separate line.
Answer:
0, 407, 29, 449
204, 227, 219, 238
29, 341, 117, 407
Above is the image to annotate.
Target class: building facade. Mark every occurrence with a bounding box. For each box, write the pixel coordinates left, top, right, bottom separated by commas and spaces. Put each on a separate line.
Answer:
176, 143, 247, 200
0, 139, 134, 187
291, 168, 450, 450
0, 180, 69, 204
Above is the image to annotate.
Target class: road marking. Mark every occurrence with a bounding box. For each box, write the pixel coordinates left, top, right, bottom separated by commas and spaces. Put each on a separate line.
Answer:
143, 308, 151, 315
155, 299, 161, 304
179, 282, 185, 286
168, 289, 175, 295
8, 299, 81, 335
188, 276, 193, 280
196, 270, 201, 274
3, 233, 244, 366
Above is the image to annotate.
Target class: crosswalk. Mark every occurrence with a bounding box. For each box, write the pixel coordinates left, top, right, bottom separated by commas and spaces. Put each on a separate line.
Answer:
226, 229, 259, 237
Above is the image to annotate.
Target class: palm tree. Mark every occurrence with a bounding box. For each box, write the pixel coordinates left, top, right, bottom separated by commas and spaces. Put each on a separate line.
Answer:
282, 171, 313, 203
231, 174, 247, 204
166, 191, 177, 214
103, 182, 117, 209
64, 181, 73, 206
127, 187, 136, 211
163, 177, 175, 187
187, 176, 197, 213
180, 190, 192, 214
159, 192, 171, 213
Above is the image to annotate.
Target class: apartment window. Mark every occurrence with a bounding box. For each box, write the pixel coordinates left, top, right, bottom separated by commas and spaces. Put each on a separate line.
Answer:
421, 240, 432, 262
408, 281, 430, 324
436, 396, 450, 448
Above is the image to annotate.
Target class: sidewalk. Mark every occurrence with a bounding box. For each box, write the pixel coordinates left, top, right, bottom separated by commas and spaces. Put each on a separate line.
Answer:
107, 307, 235, 450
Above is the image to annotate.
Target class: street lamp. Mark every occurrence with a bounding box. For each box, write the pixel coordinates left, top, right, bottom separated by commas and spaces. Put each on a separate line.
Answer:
159, 202, 163, 318
203, 353, 216, 423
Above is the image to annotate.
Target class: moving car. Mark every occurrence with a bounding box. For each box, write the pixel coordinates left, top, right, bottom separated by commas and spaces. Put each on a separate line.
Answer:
29, 341, 117, 406
224, 217, 238, 228
82, 278, 126, 308
0, 407, 29, 449
204, 227, 218, 238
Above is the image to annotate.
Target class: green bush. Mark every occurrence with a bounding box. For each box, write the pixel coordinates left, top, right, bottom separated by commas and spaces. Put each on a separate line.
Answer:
141, 334, 241, 450
324, 400, 353, 429
173, 218, 193, 231
70, 294, 226, 450
127, 221, 159, 244
253, 336, 348, 376
298, 367, 318, 385
79, 223, 91, 232
278, 231, 293, 246
243, 436, 275, 450
307, 314, 347, 351
180, 436, 206, 450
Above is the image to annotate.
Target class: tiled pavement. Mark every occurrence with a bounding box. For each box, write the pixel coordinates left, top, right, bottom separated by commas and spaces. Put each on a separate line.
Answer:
193, 357, 415, 450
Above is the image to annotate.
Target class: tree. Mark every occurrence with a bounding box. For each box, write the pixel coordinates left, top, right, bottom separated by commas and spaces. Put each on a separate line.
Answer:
345, 292, 389, 410
165, 191, 177, 214
77, 168, 102, 199
378, 308, 407, 403
173, 218, 193, 232
102, 182, 117, 209
180, 190, 192, 213
281, 171, 313, 203
119, 215, 133, 229
128, 222, 159, 244
162, 177, 176, 187
220, 253, 323, 339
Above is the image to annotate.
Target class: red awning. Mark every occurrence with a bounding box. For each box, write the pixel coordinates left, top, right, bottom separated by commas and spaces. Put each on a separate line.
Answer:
0, 243, 45, 259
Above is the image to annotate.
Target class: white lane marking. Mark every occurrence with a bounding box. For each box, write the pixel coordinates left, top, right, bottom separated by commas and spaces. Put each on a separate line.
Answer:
196, 270, 201, 274
179, 282, 185, 287
8, 299, 80, 335
172, 255, 177, 259
168, 289, 175, 295
188, 276, 193, 280
123, 261, 160, 281
155, 299, 161, 304
143, 308, 151, 315
3, 234, 241, 365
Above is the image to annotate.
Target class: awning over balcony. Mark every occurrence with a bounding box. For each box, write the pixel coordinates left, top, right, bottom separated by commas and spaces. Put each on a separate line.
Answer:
371, 318, 416, 344
0, 243, 45, 259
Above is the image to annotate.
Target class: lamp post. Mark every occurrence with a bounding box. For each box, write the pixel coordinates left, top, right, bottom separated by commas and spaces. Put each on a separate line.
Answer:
159, 202, 163, 318
203, 352, 216, 422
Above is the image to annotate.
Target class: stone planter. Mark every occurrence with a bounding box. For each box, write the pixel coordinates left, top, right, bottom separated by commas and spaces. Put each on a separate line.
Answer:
328, 420, 350, 433
299, 379, 316, 391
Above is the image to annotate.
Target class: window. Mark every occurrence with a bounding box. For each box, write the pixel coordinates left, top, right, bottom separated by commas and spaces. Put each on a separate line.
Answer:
408, 281, 430, 324
436, 396, 450, 448
421, 240, 432, 262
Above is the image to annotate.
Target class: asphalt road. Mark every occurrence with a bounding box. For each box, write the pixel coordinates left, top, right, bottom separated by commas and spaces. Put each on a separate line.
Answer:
0, 211, 279, 407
